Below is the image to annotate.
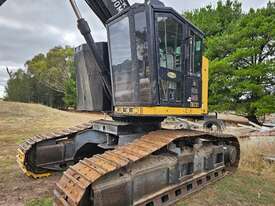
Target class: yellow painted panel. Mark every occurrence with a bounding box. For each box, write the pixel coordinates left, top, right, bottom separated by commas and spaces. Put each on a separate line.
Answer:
115, 106, 206, 116
202, 56, 209, 114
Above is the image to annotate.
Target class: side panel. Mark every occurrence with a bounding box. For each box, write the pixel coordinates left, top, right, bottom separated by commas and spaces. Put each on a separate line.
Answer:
75, 43, 111, 112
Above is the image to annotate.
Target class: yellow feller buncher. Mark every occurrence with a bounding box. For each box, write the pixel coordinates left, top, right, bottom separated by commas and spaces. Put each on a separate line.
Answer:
2, 0, 240, 205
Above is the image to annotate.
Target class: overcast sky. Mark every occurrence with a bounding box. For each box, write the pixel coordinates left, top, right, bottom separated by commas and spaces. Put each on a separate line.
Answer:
0, 0, 271, 97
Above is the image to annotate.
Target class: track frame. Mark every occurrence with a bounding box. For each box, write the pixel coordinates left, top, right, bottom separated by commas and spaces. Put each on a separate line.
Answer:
53, 130, 240, 206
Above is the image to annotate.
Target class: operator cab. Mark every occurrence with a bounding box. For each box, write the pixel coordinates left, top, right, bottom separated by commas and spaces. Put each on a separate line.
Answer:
107, 0, 207, 117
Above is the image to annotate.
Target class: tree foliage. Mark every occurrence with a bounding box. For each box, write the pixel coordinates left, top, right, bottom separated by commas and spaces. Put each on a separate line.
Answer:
5, 46, 76, 108
185, 0, 242, 37
26, 46, 74, 94
185, 1, 275, 118
5, 69, 33, 102
63, 62, 77, 108
5, 69, 65, 107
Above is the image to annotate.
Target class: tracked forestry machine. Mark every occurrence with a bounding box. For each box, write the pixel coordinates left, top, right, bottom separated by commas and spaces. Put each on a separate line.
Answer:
2, 0, 240, 205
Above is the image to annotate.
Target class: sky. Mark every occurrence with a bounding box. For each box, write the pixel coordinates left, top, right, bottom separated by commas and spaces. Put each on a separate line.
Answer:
0, 0, 271, 97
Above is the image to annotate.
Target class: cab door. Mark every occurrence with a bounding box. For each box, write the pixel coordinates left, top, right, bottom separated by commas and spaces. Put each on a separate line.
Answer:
184, 30, 203, 108
155, 13, 184, 106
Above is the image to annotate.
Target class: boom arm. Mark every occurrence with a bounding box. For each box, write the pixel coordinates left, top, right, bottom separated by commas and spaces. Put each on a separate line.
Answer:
0, 0, 7, 6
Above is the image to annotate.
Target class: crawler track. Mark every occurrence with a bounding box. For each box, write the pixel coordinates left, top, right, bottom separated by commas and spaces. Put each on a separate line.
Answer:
54, 130, 240, 206
17, 122, 94, 178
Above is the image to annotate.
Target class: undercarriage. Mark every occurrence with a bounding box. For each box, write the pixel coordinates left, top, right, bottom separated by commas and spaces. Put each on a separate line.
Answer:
54, 129, 239, 206
17, 120, 239, 206
17, 120, 161, 178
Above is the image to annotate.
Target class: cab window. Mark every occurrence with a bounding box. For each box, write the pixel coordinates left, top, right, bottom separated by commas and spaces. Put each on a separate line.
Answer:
135, 11, 152, 103
109, 16, 133, 103
156, 14, 183, 104
157, 16, 183, 72
189, 31, 202, 76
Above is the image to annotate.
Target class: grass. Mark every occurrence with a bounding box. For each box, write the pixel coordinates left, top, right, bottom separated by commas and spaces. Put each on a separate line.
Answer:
239, 138, 275, 174
25, 197, 52, 206
178, 170, 275, 206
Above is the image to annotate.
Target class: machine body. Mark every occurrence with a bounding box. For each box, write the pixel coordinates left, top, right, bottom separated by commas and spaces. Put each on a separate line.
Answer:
12, 1, 240, 206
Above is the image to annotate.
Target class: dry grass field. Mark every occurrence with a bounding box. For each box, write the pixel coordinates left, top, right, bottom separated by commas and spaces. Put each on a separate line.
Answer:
0, 101, 274, 206
0, 101, 104, 206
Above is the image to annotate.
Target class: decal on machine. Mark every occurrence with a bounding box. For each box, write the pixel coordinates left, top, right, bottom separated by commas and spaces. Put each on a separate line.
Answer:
167, 72, 177, 79
112, 0, 129, 12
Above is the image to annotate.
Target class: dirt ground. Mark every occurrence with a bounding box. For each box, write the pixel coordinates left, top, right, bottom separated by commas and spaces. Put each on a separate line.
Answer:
0, 101, 275, 206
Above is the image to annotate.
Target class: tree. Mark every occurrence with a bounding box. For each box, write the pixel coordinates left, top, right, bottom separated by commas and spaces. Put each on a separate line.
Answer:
5, 46, 76, 108
26, 46, 74, 94
185, 1, 275, 120
25, 46, 76, 108
4, 68, 66, 107
185, 0, 242, 37
63, 61, 77, 108
5, 69, 33, 102
207, 2, 275, 120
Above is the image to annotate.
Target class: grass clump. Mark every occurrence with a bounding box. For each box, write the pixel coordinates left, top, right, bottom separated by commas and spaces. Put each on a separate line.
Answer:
239, 138, 275, 175
25, 197, 52, 206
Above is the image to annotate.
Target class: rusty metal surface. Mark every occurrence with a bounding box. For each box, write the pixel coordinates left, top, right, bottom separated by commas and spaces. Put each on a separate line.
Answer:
54, 130, 240, 206
17, 122, 94, 178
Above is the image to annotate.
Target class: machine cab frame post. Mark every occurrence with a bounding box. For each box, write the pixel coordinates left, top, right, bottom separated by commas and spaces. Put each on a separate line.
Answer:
106, 1, 209, 118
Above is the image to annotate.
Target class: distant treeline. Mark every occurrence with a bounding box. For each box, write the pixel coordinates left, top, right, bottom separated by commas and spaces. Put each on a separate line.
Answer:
4, 46, 76, 109
4, 0, 275, 119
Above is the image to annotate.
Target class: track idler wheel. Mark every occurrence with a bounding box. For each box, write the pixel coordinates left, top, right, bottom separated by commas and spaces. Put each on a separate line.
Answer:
203, 119, 225, 133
